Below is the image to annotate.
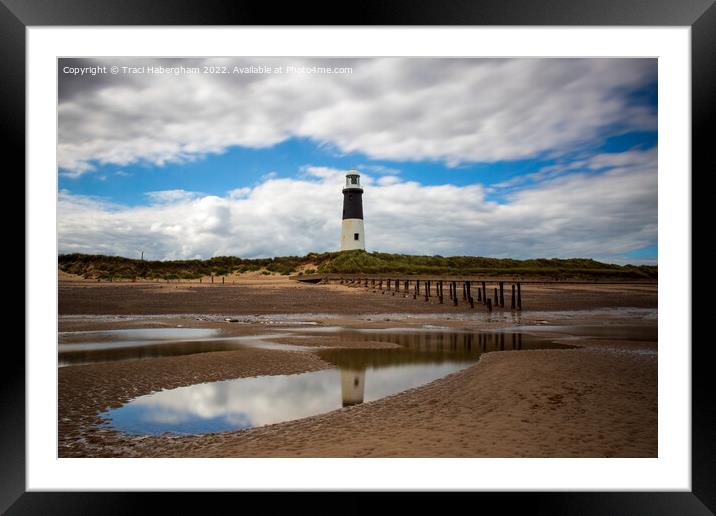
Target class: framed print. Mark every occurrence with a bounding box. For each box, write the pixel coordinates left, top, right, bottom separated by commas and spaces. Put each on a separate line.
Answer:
7, 0, 711, 513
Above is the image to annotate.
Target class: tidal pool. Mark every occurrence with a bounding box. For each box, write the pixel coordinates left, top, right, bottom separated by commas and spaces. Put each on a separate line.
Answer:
99, 330, 572, 435
58, 328, 291, 366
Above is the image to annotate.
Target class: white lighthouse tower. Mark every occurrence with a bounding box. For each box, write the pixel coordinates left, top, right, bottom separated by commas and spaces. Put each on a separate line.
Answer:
340, 170, 366, 251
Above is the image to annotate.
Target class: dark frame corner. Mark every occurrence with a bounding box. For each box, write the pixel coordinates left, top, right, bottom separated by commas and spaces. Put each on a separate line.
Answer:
6, 0, 712, 513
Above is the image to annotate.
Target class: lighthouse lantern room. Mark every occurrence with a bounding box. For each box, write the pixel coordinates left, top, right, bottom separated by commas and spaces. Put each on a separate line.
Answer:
340, 170, 366, 251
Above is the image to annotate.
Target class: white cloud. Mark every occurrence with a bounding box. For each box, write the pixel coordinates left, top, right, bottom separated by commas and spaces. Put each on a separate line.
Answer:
358, 164, 401, 175
376, 175, 401, 186
58, 157, 657, 263
493, 148, 657, 190
146, 189, 201, 203
58, 58, 656, 175
227, 187, 251, 199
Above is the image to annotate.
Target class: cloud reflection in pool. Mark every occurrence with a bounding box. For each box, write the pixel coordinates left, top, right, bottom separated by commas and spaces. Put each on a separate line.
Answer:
101, 331, 570, 435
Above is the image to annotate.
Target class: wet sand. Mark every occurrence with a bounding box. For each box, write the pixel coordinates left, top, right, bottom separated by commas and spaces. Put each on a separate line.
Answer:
58, 276, 657, 458
59, 273, 657, 315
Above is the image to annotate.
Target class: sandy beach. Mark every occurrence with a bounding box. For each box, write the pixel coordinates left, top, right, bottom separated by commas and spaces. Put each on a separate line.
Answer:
58, 274, 657, 458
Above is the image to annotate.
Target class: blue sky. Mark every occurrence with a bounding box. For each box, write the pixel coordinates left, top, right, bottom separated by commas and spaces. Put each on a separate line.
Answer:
57, 57, 657, 263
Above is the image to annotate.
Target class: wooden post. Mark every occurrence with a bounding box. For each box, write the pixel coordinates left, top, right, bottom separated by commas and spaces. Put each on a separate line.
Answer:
477, 285, 482, 302
511, 284, 516, 309
494, 287, 498, 306
517, 282, 522, 310
211, 275, 214, 284
387, 279, 391, 290
499, 282, 504, 307
452, 281, 458, 305
439, 281, 443, 303
481, 281, 487, 303
469, 296, 474, 309
222, 276, 225, 284
486, 298, 493, 311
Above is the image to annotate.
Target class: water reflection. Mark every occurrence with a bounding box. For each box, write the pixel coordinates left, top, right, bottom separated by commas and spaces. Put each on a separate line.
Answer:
59, 328, 220, 348
58, 329, 294, 367
341, 369, 365, 407
100, 330, 571, 435
59, 327, 535, 367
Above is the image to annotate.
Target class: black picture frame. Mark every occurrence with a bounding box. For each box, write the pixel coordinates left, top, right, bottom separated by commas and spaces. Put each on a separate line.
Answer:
6, 0, 710, 513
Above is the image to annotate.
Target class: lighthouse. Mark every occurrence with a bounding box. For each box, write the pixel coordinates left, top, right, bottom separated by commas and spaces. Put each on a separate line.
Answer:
340, 170, 365, 251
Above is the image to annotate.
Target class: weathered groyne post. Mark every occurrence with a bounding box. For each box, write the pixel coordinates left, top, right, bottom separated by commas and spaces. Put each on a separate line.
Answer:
517, 282, 522, 310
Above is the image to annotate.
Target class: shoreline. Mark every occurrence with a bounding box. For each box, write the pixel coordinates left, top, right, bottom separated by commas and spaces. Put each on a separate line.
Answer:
57, 279, 658, 458
58, 313, 657, 457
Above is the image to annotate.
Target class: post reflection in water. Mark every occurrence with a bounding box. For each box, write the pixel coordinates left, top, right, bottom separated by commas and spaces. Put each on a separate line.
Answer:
99, 329, 573, 436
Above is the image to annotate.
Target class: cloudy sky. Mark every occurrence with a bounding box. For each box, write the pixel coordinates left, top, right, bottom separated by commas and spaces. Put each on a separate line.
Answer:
57, 57, 657, 264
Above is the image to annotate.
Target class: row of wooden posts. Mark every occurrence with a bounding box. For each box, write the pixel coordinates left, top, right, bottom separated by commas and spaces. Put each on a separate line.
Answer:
337, 277, 522, 311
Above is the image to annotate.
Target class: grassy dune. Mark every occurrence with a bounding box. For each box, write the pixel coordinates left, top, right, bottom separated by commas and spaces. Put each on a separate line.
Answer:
58, 251, 657, 281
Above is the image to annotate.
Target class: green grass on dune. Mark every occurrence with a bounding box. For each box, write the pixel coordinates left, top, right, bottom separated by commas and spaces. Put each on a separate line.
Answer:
58, 251, 657, 281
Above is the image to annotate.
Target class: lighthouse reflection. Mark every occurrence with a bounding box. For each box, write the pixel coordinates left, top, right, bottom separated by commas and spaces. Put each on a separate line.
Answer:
341, 369, 366, 407
322, 330, 525, 407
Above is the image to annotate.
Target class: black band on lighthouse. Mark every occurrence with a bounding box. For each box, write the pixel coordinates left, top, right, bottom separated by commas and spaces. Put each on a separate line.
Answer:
342, 188, 364, 220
